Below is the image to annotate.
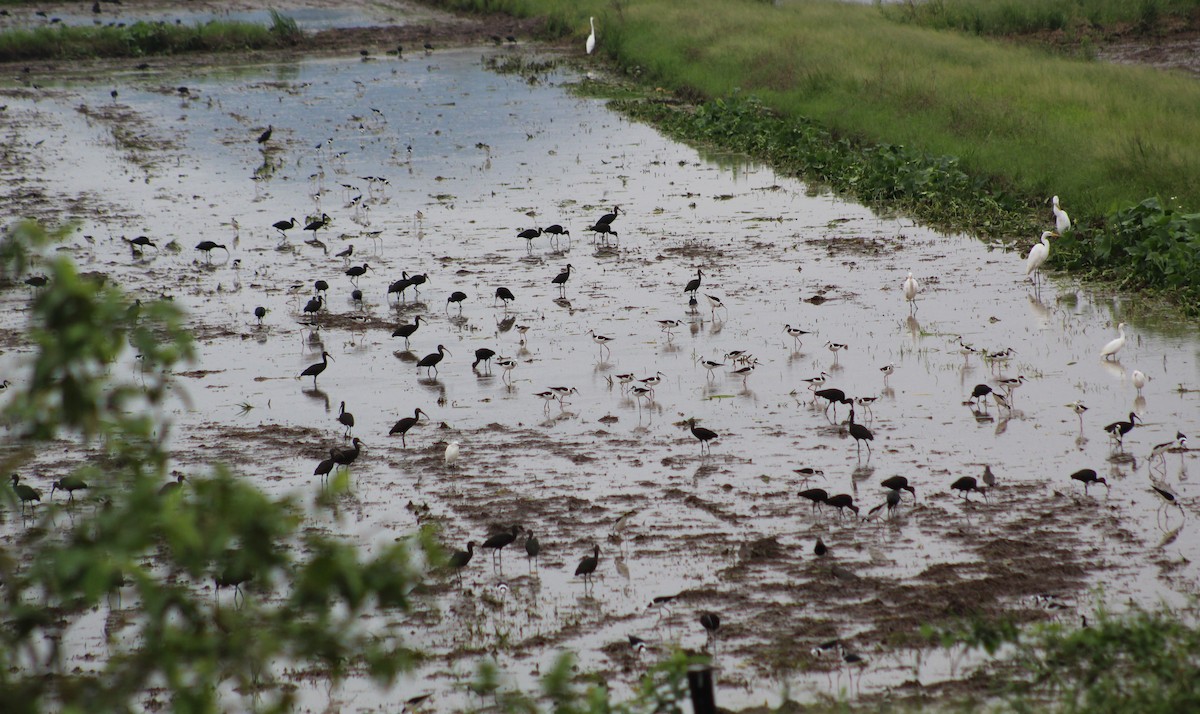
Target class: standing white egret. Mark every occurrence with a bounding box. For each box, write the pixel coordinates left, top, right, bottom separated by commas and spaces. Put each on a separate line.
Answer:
1131, 369, 1147, 394
1025, 231, 1057, 286
445, 440, 460, 467
1051, 195, 1071, 234
586, 17, 596, 55
1101, 322, 1127, 361
902, 271, 920, 310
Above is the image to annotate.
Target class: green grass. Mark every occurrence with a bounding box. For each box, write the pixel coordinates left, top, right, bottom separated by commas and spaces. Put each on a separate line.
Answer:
880, 0, 1200, 36
0, 18, 300, 62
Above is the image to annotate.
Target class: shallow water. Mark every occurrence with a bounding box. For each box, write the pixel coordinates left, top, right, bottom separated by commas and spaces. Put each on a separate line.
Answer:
1, 43, 1198, 711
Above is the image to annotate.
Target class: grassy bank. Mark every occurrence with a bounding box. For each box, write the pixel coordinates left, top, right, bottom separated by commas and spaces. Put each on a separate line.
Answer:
881, 0, 1200, 36
436, 0, 1200, 310
0, 12, 299, 62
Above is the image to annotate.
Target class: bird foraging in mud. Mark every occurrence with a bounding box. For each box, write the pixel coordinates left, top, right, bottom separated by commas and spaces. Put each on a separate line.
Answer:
389, 408, 428, 447
482, 525, 523, 564
1069, 468, 1108, 495
195, 240, 227, 262
299, 351, 333, 386
950, 476, 986, 502
417, 345, 451, 378
686, 418, 719, 454
337, 401, 355, 437
447, 541, 475, 583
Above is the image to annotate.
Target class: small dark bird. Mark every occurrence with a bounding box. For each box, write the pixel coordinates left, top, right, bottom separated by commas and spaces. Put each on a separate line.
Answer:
257, 125, 272, 144
336, 244, 354, 259
314, 451, 336, 483
847, 408, 874, 458
345, 263, 371, 284
195, 240, 227, 261
494, 286, 516, 307
50, 475, 88, 503
481, 525, 522, 563
351, 289, 363, 308
814, 538, 827, 557
314, 279, 329, 296
272, 217, 297, 237
880, 475, 916, 501
684, 269, 703, 295
700, 612, 721, 644
826, 493, 859, 518
300, 351, 333, 386
446, 291, 467, 312
304, 213, 330, 234
254, 306, 267, 325
417, 345, 451, 377
472, 348, 496, 370
524, 530, 540, 565
551, 264, 574, 296
391, 316, 424, 348
447, 541, 475, 582
518, 227, 542, 248
337, 401, 355, 437
950, 476, 986, 501
575, 544, 601, 583
687, 418, 718, 453
544, 224, 570, 244
126, 235, 157, 251
303, 295, 324, 321
798, 488, 829, 512
24, 275, 48, 288
389, 408, 428, 447
1069, 468, 1108, 495
969, 383, 993, 405
11, 474, 42, 513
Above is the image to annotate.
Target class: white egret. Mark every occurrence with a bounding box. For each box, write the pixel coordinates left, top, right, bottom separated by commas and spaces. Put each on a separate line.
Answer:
586, 17, 596, 55
1100, 322, 1127, 361
1131, 369, 1147, 394
1051, 195, 1071, 234
902, 271, 920, 309
445, 440, 460, 467
1025, 230, 1057, 286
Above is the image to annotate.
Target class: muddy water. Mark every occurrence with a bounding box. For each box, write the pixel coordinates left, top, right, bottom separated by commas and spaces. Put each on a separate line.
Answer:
2, 45, 1199, 711
0, 0, 424, 31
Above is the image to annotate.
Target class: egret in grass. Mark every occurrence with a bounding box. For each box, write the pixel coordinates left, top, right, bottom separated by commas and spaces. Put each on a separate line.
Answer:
1051, 195, 1071, 234
586, 17, 596, 55
902, 272, 920, 310
1025, 231, 1057, 287
1101, 322, 1127, 361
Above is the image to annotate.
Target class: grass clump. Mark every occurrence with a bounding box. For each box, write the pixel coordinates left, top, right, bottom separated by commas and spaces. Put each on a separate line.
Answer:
0, 18, 298, 63
881, 0, 1199, 37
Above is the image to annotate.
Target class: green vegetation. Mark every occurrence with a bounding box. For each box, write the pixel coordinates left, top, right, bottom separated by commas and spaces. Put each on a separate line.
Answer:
930, 603, 1200, 712
882, 0, 1200, 37
0, 17, 300, 62
442, 0, 1200, 309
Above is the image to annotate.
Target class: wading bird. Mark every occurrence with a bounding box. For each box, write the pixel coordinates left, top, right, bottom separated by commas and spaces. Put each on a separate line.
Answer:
482, 525, 522, 564
826, 493, 859, 519
272, 217, 297, 238
50, 475, 88, 504
444, 441, 460, 467
1025, 230, 1057, 287
494, 286, 516, 308
687, 418, 718, 454
337, 401, 355, 437
1104, 411, 1140, 446
552, 264, 574, 297
825, 341, 847, 364
195, 240, 228, 261
684, 269, 703, 296
472, 348, 496, 371
1132, 369, 1147, 395
880, 475, 916, 501
10, 474, 42, 514
784, 324, 811, 347
257, 125, 272, 144
798, 488, 828, 512
902, 272, 920, 310
575, 544, 600, 583
1051, 195, 1070, 234
417, 345, 451, 377
391, 316, 425, 349
1101, 322, 1127, 361
586, 16, 596, 55
389, 408, 428, 447
950, 476, 986, 502
300, 351, 333, 386
1070, 468, 1108, 495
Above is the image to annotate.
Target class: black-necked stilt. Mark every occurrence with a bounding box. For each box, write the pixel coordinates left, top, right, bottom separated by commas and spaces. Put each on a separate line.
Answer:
552, 264, 574, 297
1070, 468, 1108, 495
494, 286, 516, 308
705, 294, 726, 320
826, 493, 858, 518
1148, 432, 1186, 467
391, 316, 425, 349
784, 324, 811, 347
272, 217, 297, 238
1066, 401, 1088, 430
575, 544, 600, 583
684, 269, 703, 295
794, 468, 824, 486
497, 357, 517, 385
847, 407, 873, 458
548, 386, 579, 407
613, 373, 635, 391
997, 375, 1026, 398
417, 345, 451, 377
337, 401, 355, 437
825, 341, 847, 363
903, 271, 920, 310
639, 371, 665, 390
730, 361, 757, 385
472, 348, 496, 371
798, 488, 828, 512
482, 525, 522, 564
880, 363, 895, 385
515, 324, 531, 344
950, 476, 985, 501
535, 390, 559, 413
195, 240, 227, 262
1101, 322, 1127, 360
700, 359, 725, 380
389, 408, 428, 447
991, 391, 1012, 412
587, 329, 614, 359
1150, 482, 1184, 514
957, 338, 977, 362
687, 418, 718, 453
1103, 412, 1140, 445
628, 635, 647, 656
300, 351, 333, 386
658, 319, 683, 337
630, 385, 654, 406
447, 291, 467, 312
800, 372, 828, 392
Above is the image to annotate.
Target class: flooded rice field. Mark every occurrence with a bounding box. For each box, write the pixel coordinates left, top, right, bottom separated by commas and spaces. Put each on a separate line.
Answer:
2, 41, 1199, 711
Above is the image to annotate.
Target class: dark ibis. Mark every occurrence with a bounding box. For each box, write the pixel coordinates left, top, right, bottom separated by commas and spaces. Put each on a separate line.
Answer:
417, 345, 451, 377
273, 217, 297, 237
391, 316, 424, 348
314, 279, 329, 296
1069, 468, 1108, 495
50, 475, 88, 503
304, 213, 330, 234
552, 264, 574, 297
589, 222, 618, 242
482, 524, 522, 563
389, 408, 428, 447
687, 418, 718, 454
575, 544, 600, 583
950, 476, 986, 501
158, 473, 185, 495
300, 351, 333, 386
518, 227, 542, 249
969, 383, 993, 406
254, 306, 267, 325
256, 125, 272, 144
472, 348, 496, 371
814, 387, 852, 418
195, 240, 227, 261
826, 493, 858, 518
596, 206, 621, 226
351, 288, 363, 308
446, 291, 467, 312
126, 235, 157, 252
302, 295, 323, 321
1104, 412, 1140, 445
524, 530, 540, 567
314, 450, 336, 483
814, 538, 827, 557
798, 488, 829, 512
387, 277, 412, 302
684, 269, 703, 295
494, 286, 516, 307
880, 475, 916, 501
332, 438, 364, 468
544, 224, 570, 245
345, 263, 371, 285
403, 271, 429, 297
700, 612, 721, 647
11, 474, 42, 513
848, 408, 873, 458
337, 401, 355, 437
214, 560, 253, 609
25, 275, 48, 288
448, 541, 474, 581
